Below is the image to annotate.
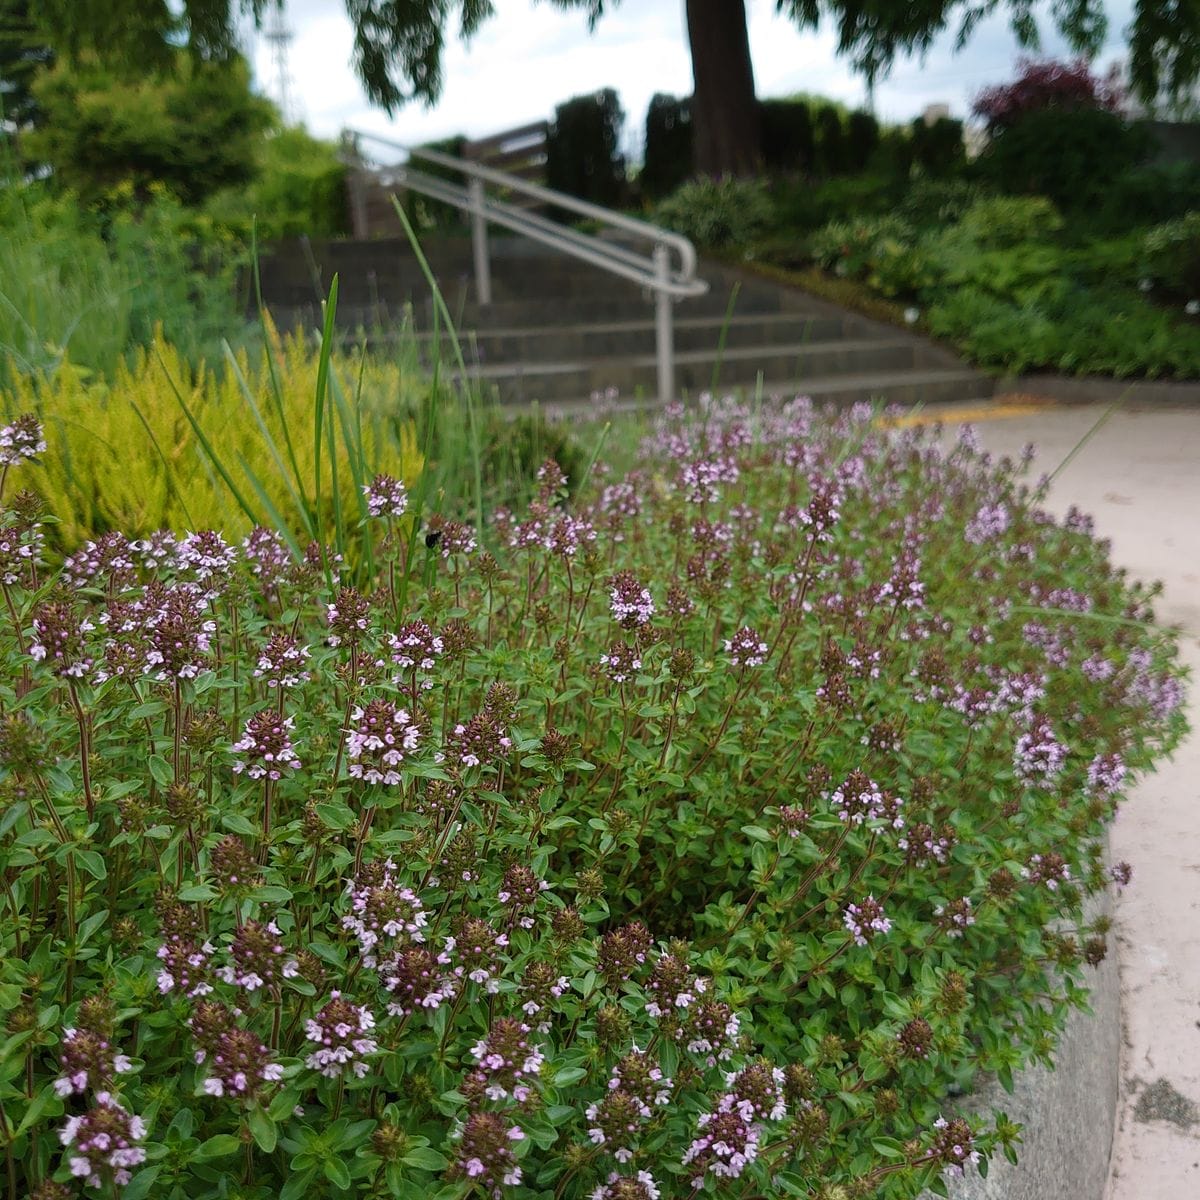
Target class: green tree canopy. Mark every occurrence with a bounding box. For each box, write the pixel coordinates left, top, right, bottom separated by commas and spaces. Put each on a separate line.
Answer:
8, 0, 1200, 178
26, 53, 274, 204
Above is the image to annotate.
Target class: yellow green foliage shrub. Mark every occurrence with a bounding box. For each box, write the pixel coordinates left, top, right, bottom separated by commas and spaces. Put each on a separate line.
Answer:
3, 326, 422, 550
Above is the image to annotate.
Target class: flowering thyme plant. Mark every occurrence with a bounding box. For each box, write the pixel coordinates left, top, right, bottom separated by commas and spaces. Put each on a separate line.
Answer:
0, 402, 1186, 1200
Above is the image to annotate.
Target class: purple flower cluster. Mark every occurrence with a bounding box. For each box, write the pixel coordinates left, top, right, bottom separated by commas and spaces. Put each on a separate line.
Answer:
0, 413, 46, 466
232, 711, 301, 780
591, 1171, 661, 1200
54, 1027, 133, 1098
363, 473, 408, 518
58, 1093, 147, 1189
217, 919, 300, 991
964, 502, 1010, 545
386, 619, 443, 680
934, 897, 976, 938
345, 698, 420, 785
176, 530, 238, 586
343, 860, 428, 964
599, 641, 642, 685
843, 896, 892, 946
724, 626, 768, 669
453, 1112, 525, 1196
304, 992, 378, 1078
609, 571, 655, 629
191, 1002, 284, 1098
1087, 751, 1126, 797
1022, 851, 1072, 890
1013, 718, 1067, 787
254, 631, 310, 688
829, 771, 885, 825
467, 1017, 545, 1102
682, 1095, 761, 1185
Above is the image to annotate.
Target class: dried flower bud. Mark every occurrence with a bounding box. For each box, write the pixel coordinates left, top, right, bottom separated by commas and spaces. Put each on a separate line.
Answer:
595, 1004, 632, 1050
211, 835, 262, 894
551, 907, 585, 944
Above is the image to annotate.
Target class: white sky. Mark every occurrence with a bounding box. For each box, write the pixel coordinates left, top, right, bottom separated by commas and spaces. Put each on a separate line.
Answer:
247, 0, 1134, 158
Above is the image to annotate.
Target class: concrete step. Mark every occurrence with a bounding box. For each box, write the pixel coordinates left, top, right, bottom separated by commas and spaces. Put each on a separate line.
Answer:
400, 313, 850, 363
543, 367, 995, 418
456, 338, 929, 404
265, 286, 790, 336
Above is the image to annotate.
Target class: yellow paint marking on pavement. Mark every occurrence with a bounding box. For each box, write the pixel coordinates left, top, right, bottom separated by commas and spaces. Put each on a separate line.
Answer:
879, 398, 1058, 429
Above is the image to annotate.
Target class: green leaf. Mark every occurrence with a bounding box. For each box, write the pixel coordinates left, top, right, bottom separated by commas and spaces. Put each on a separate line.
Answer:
148, 755, 173, 787
121, 1167, 161, 1200
177, 884, 217, 902
196, 1134, 243, 1159
248, 1104, 277, 1153
553, 1066, 588, 1087
402, 1146, 450, 1171
74, 848, 106, 881
323, 1154, 352, 1188
279, 1168, 318, 1200
315, 801, 356, 831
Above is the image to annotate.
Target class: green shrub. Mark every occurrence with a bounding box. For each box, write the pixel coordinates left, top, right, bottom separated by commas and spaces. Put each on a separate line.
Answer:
0, 181, 246, 382
909, 116, 966, 177
926, 286, 1200, 376
26, 52, 273, 206
546, 88, 627, 208
896, 177, 991, 229
2, 326, 423, 551
809, 215, 932, 296
1090, 161, 1200, 232
975, 108, 1149, 210
814, 103, 847, 174
772, 172, 901, 233
1143, 211, 1200, 300
845, 109, 881, 172
641, 93, 693, 200
758, 97, 815, 172
204, 125, 350, 241
944, 195, 1063, 249
0, 399, 1185, 1199
652, 176, 773, 249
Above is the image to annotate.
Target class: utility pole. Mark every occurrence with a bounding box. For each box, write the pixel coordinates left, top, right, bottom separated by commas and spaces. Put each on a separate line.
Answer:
264, 1, 297, 124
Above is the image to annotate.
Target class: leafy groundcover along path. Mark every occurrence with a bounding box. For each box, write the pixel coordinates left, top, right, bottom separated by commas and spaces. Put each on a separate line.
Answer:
0, 400, 1186, 1200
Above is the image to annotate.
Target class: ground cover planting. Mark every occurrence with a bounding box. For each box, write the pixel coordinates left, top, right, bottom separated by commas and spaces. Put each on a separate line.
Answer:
0, 395, 1187, 1200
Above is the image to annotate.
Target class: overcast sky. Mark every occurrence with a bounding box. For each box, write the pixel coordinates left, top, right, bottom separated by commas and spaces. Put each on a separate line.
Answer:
246, 0, 1134, 157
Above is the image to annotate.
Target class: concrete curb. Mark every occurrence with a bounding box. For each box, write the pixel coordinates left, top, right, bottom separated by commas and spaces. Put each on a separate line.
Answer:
999, 375, 1200, 408
923, 882, 1119, 1200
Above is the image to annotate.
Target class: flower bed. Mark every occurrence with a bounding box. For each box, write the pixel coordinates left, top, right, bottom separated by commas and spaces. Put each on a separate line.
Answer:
0, 400, 1186, 1200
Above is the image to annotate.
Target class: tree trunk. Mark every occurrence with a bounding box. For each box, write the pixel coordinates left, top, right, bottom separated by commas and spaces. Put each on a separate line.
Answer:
685, 0, 761, 176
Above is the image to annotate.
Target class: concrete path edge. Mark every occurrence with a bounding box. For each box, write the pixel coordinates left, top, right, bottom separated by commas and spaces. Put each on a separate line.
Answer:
922, 875, 1119, 1200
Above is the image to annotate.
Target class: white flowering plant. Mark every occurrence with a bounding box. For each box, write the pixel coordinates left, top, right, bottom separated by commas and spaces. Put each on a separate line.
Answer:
0, 399, 1187, 1200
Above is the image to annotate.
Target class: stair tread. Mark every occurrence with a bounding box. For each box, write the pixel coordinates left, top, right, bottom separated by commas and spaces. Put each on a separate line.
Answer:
541, 368, 992, 415
404, 312, 838, 342
451, 338, 920, 380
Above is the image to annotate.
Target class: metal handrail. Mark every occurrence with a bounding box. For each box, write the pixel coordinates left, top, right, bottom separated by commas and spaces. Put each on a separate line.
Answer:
342, 127, 708, 401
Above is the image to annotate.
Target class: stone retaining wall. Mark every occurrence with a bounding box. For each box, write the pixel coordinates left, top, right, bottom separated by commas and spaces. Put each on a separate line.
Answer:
923, 885, 1119, 1200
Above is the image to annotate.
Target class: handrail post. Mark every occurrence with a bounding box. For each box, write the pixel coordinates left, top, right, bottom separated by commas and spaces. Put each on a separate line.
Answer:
468, 177, 492, 306
653, 243, 674, 403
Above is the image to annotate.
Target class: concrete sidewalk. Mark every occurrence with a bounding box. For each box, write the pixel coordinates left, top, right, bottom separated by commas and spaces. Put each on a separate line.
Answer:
964, 404, 1200, 1198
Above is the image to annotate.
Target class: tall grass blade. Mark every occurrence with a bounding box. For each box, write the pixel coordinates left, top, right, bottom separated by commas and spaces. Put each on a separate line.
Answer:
709, 281, 741, 394
128, 397, 197, 531
312, 274, 339, 560
1046, 390, 1129, 487
222, 341, 315, 539
251, 221, 310, 512
234, 451, 303, 559
156, 350, 261, 528
389, 198, 484, 534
